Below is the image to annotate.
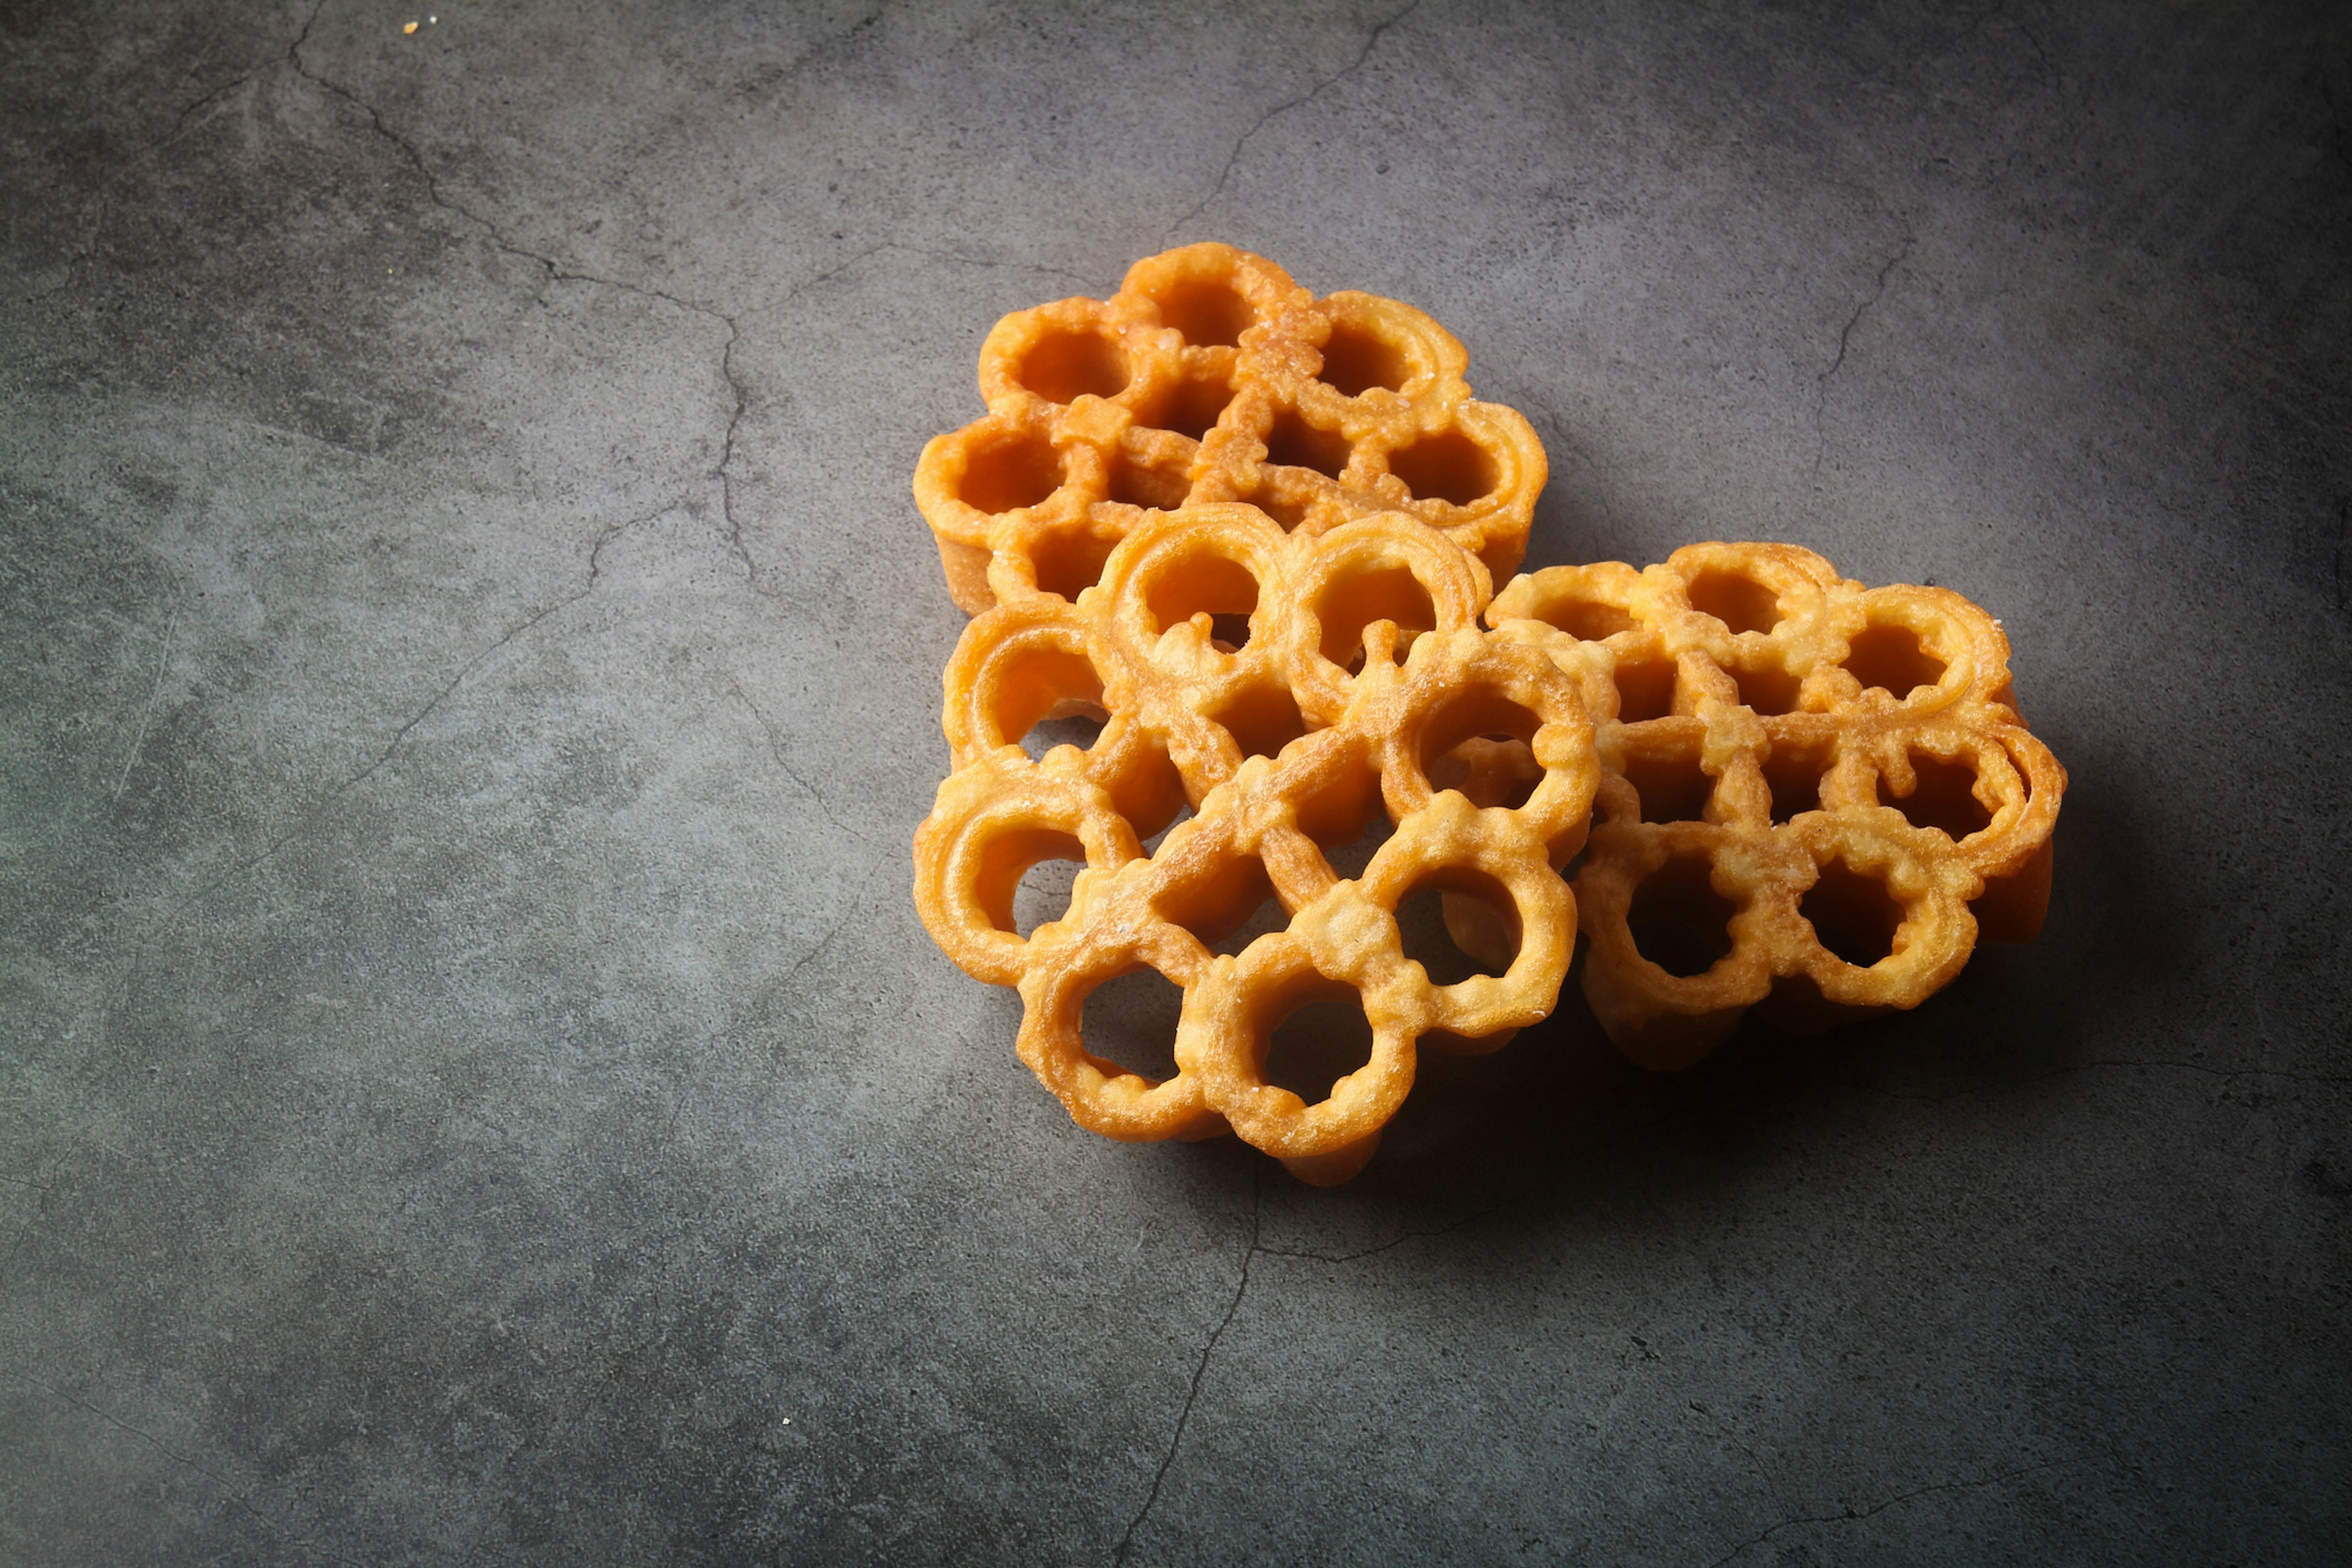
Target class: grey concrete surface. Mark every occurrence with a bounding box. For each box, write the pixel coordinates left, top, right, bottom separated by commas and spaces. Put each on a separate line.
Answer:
4, 1, 2348, 1562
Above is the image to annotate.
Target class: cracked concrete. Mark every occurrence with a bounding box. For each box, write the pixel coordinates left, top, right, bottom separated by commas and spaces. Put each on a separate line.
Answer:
4, 1, 2350, 1563
1700, 1458, 2081, 1568
1812, 234, 1914, 481
1157, 0, 1425, 245
1114, 1178, 1264, 1565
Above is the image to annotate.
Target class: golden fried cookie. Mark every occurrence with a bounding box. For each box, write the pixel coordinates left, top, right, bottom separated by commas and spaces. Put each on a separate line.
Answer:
915, 243, 1547, 616
1463, 543, 2064, 1069
913, 504, 1597, 1183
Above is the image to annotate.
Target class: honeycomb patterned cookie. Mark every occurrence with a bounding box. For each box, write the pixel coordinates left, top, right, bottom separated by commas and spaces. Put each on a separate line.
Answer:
1459, 543, 2064, 1069
913, 504, 1597, 1184
915, 243, 1547, 616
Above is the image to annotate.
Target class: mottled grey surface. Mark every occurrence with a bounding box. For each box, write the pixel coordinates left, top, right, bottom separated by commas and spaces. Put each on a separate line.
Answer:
3, 0, 2348, 1562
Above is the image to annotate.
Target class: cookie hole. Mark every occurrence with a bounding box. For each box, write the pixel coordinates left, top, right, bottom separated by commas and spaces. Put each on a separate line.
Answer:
1031, 526, 1116, 602
1211, 895, 1291, 959
1315, 805, 1396, 881
1249, 489, 1310, 531
1147, 370, 1235, 441
976, 828, 1085, 937
1419, 686, 1544, 790
1388, 429, 1498, 507
1261, 986, 1376, 1106
1292, 751, 1384, 850
1399, 891, 1482, 986
1885, 750, 1992, 840
1732, 661, 1801, 715
1153, 852, 1280, 955
1107, 453, 1191, 511
960, 432, 1064, 514
1139, 801, 1196, 859
1020, 713, 1102, 763
1428, 737, 1540, 812
1106, 736, 1187, 842
1315, 564, 1436, 669
1396, 867, 1520, 983
1686, 569, 1783, 635
989, 646, 1106, 750
1629, 854, 1736, 978
1264, 409, 1352, 481
1801, 858, 1905, 968
1845, 622, 1945, 698
1207, 612, 1253, 652
1017, 329, 1128, 404
1210, 684, 1310, 762
1316, 320, 1408, 397
1612, 655, 1678, 722
1763, 738, 1831, 823
1142, 552, 1257, 638
1154, 278, 1254, 347
1012, 858, 1082, 938
1530, 592, 1634, 642
1623, 747, 1714, 823
1080, 965, 1185, 1082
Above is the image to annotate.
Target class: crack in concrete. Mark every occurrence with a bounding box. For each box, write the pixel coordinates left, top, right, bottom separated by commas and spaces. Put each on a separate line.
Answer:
292, 9, 710, 330
2305, 1158, 2352, 1200
111, 603, 180, 804
186, 503, 667, 908
1698, 1414, 1782, 1500
1704, 1459, 2071, 1567
2013, 19, 2053, 86
277, 6, 1077, 601
26, 18, 298, 304
168, 67, 262, 140
1256, 1184, 1538, 1264
735, 2, 890, 107
53, 0, 1102, 611
288, 3, 761, 581
0, 1168, 56, 1271
774, 241, 894, 311
721, 669, 873, 845
214, 604, 556, 876
1112, 1175, 1263, 1564
12, 1373, 366, 1567
776, 854, 894, 1005
1487, 377, 1624, 539
53, 2, 978, 1069
1962, 0, 2057, 96
1812, 236, 1914, 481
1159, 0, 1422, 244
2332, 497, 2347, 613
2003, 0, 2059, 95
2323, 72, 2352, 181
715, 316, 755, 579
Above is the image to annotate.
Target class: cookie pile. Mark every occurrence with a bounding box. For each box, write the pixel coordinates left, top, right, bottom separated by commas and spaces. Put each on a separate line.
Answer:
914, 503, 1594, 1183
1477, 545, 2064, 1067
915, 242, 1544, 614
908, 246, 2065, 1183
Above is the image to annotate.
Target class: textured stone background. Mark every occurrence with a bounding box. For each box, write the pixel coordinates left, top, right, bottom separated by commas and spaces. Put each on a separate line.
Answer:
4, 1, 2348, 1562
